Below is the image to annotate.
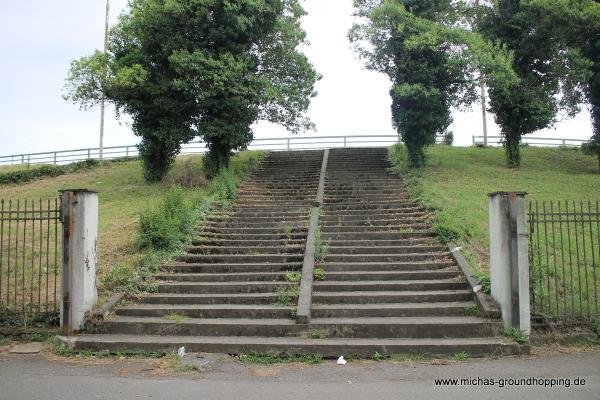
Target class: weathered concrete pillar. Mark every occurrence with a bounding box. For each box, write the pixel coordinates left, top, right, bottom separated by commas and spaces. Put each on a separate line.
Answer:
488, 192, 530, 335
60, 189, 99, 335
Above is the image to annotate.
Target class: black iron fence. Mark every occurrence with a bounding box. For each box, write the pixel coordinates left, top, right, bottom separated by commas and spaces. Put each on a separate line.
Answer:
528, 200, 599, 325
0, 198, 61, 327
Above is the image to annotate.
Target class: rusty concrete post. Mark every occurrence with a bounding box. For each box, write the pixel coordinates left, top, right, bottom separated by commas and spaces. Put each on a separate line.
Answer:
60, 189, 99, 335
488, 192, 531, 336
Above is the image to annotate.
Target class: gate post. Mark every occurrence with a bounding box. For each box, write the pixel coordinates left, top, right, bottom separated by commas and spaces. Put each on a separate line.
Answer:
488, 192, 530, 335
60, 189, 99, 335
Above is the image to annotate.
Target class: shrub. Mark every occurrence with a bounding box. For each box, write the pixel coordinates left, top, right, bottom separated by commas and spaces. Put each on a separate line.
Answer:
165, 158, 208, 188
442, 130, 454, 146
138, 186, 194, 251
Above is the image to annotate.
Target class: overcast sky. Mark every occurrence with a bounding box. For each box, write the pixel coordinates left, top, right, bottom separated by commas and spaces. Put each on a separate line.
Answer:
0, 0, 593, 156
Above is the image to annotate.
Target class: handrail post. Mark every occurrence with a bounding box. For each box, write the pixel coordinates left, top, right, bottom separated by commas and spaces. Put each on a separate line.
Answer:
60, 189, 99, 335
88, 149, 91, 159
343, 137, 347, 148
488, 192, 531, 336
53, 152, 57, 165
287, 138, 291, 151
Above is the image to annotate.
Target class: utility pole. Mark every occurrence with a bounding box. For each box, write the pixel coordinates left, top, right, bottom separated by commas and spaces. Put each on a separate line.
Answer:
480, 79, 488, 146
99, 0, 110, 160
475, 0, 489, 146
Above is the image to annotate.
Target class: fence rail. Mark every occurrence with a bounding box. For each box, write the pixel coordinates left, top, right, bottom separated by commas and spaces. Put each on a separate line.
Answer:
0, 198, 61, 327
528, 200, 599, 325
1, 134, 446, 167
473, 135, 589, 147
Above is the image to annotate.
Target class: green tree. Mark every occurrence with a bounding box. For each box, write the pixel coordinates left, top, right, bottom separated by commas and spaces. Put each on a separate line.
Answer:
521, 0, 600, 173
350, 0, 515, 167
64, 0, 318, 181
479, 0, 587, 167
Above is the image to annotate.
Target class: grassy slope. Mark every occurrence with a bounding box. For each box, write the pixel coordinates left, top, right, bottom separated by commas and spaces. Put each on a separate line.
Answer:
389, 145, 599, 271
0, 153, 262, 293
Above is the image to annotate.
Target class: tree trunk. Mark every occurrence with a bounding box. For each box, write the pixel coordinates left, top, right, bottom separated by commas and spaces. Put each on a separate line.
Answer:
504, 132, 521, 168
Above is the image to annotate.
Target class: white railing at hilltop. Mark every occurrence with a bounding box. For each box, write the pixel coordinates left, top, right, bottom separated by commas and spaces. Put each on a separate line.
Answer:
0, 134, 447, 166
472, 135, 589, 147
2, 133, 589, 167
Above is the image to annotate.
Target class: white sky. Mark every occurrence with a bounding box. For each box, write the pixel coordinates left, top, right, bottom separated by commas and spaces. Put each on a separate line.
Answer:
0, 0, 593, 156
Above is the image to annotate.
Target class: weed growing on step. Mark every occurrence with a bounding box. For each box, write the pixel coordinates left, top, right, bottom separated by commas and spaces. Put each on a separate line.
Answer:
313, 268, 326, 281
164, 312, 188, 321
0, 336, 11, 346
464, 305, 481, 316
276, 286, 300, 306
314, 229, 328, 262
453, 351, 470, 362
504, 328, 528, 344
389, 353, 429, 362
307, 330, 327, 339
282, 225, 294, 239
238, 352, 323, 365
284, 272, 302, 283
474, 270, 491, 295
372, 352, 384, 361
165, 353, 197, 373
289, 309, 298, 320
48, 337, 167, 359
48, 337, 76, 357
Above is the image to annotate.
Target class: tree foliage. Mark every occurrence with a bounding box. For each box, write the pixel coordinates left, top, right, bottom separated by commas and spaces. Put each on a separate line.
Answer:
520, 0, 600, 172
478, 0, 594, 167
64, 0, 318, 181
350, 0, 515, 167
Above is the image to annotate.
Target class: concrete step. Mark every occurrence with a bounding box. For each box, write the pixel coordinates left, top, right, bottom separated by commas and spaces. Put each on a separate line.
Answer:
62, 335, 524, 358
321, 225, 431, 233
191, 239, 306, 247
100, 317, 303, 337
166, 262, 303, 273
321, 270, 460, 281
141, 293, 281, 305
198, 232, 307, 240
158, 281, 297, 294
311, 302, 475, 318
320, 261, 455, 272
312, 290, 473, 304
175, 253, 304, 264
323, 253, 451, 263
185, 245, 305, 255
156, 272, 292, 282
202, 227, 308, 235
313, 280, 468, 292
325, 245, 445, 255
99, 316, 500, 339
321, 231, 435, 240
116, 304, 294, 319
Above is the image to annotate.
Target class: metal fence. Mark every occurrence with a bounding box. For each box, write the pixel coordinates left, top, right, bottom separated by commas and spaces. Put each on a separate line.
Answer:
0, 134, 446, 167
0, 198, 62, 327
528, 200, 599, 325
473, 135, 589, 147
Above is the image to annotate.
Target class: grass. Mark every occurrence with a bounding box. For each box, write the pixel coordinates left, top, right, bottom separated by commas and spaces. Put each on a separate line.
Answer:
163, 312, 188, 321
388, 144, 599, 318
0, 151, 265, 312
238, 352, 323, 365
313, 267, 326, 281
504, 328, 529, 344
0, 336, 11, 346
165, 353, 197, 373
275, 285, 301, 306
284, 272, 302, 283
306, 330, 327, 339
453, 351, 470, 362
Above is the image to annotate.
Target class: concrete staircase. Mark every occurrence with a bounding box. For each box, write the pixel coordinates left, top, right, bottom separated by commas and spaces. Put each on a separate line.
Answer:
63, 148, 524, 357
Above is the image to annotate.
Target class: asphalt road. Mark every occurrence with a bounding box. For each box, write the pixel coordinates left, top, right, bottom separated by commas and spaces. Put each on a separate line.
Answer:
0, 350, 599, 400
